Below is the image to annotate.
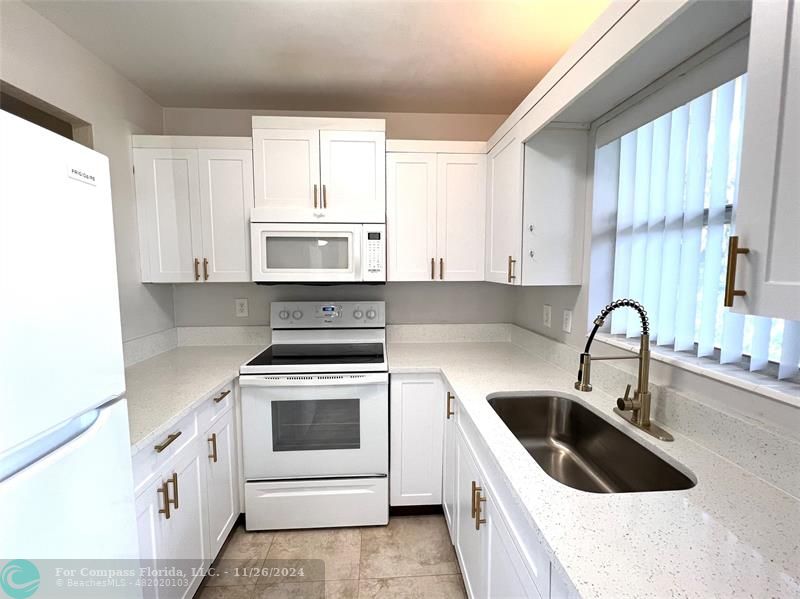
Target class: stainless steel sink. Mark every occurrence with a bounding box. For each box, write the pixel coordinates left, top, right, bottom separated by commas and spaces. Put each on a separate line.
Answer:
488, 394, 695, 493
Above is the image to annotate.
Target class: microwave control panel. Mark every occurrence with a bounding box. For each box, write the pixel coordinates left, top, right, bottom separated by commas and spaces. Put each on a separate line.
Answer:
363, 224, 386, 282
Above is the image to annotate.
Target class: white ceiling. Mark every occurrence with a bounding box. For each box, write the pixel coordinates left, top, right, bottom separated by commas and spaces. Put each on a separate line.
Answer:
27, 0, 610, 114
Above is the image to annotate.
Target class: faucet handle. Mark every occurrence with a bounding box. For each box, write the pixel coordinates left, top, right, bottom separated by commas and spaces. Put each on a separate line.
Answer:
617, 384, 635, 411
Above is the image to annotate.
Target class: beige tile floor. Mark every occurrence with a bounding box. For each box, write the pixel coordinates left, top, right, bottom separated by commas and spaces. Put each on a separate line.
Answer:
197, 515, 466, 599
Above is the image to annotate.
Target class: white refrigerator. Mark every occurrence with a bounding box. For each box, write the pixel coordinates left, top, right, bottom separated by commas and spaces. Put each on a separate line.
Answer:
0, 111, 140, 567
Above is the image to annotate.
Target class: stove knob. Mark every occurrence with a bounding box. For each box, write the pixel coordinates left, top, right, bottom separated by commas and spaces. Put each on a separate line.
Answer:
366, 309, 377, 320
292, 310, 303, 320
353, 310, 364, 319
278, 310, 290, 320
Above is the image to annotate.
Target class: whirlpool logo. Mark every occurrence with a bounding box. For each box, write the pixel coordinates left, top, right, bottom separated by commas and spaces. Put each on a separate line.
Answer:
0, 560, 40, 598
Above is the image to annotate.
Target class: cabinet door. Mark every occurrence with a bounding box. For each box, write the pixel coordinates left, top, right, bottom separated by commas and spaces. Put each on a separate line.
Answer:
442, 389, 457, 540
205, 408, 239, 558
134, 148, 202, 283
197, 149, 254, 282
136, 477, 169, 599
437, 154, 486, 281
485, 131, 523, 285
734, 0, 800, 320
456, 432, 485, 598
252, 128, 321, 220
386, 153, 438, 281
320, 130, 386, 223
485, 494, 542, 599
390, 374, 444, 506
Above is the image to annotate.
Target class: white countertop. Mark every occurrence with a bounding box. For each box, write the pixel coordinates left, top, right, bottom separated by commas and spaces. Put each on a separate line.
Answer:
125, 345, 260, 452
124, 339, 799, 597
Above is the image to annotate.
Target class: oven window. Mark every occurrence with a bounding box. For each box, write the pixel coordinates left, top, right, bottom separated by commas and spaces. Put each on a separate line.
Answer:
271, 399, 360, 451
265, 236, 350, 270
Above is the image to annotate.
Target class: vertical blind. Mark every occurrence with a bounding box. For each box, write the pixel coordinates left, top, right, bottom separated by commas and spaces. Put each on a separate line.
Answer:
604, 74, 800, 380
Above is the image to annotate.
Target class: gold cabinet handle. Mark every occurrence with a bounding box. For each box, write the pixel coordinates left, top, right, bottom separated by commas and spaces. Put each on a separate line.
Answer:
446, 392, 455, 419
474, 485, 486, 530
431, 258, 435, 280
470, 480, 478, 518
157, 480, 171, 520
507, 255, 517, 283
439, 258, 444, 280
194, 258, 200, 281
167, 472, 179, 510
154, 431, 182, 453
322, 184, 328, 209
203, 258, 209, 281
313, 183, 318, 209
208, 433, 218, 463
213, 389, 230, 403
724, 235, 750, 306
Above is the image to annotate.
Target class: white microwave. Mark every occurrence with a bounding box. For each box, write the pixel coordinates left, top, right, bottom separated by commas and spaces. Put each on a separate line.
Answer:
250, 222, 386, 283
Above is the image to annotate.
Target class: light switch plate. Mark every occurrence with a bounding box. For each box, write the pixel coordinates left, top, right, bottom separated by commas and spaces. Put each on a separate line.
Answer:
543, 304, 552, 328
562, 309, 573, 333
235, 298, 249, 318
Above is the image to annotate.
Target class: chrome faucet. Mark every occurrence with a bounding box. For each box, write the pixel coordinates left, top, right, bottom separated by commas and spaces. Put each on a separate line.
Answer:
574, 299, 673, 442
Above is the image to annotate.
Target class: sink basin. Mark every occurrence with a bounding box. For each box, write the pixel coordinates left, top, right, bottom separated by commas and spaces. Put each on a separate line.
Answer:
488, 394, 695, 493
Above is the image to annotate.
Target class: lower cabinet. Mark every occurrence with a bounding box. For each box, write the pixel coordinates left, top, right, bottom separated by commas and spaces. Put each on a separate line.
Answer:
442, 386, 457, 537
133, 382, 240, 598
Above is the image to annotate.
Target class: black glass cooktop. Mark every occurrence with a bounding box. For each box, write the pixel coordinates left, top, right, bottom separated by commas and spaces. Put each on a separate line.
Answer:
246, 343, 385, 366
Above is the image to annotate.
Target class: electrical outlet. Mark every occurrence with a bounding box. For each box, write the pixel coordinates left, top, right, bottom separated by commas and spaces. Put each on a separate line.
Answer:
543, 304, 552, 328
562, 309, 573, 333
235, 298, 249, 318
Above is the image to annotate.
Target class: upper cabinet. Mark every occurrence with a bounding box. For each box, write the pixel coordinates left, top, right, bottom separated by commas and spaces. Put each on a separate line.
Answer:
733, 0, 800, 320
252, 117, 385, 223
133, 137, 254, 283
387, 141, 486, 281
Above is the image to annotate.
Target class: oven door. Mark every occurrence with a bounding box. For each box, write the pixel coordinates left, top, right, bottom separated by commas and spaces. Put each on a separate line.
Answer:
240, 372, 388, 479
250, 222, 363, 282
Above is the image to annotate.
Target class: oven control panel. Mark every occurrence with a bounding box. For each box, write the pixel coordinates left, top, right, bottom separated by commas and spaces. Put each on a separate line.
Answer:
271, 301, 386, 328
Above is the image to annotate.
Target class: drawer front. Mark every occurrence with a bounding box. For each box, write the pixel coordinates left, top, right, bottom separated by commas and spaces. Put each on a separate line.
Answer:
132, 409, 199, 493
198, 381, 235, 431
244, 477, 388, 531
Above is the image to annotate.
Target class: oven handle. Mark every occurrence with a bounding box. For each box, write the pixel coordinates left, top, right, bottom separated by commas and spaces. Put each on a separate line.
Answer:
239, 372, 388, 388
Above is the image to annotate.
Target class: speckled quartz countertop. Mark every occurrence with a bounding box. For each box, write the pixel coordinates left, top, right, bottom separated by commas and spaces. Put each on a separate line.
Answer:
125, 345, 260, 452
388, 341, 800, 599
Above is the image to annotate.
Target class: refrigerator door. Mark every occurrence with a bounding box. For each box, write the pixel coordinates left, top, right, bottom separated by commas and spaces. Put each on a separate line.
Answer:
0, 398, 139, 559
0, 111, 125, 456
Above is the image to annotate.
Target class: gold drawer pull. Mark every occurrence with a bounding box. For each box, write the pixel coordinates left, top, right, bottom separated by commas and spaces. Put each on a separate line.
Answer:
430, 257, 435, 280
194, 258, 200, 281
507, 255, 517, 283
208, 433, 218, 463
203, 257, 209, 281
322, 184, 328, 209
470, 480, 478, 518
313, 183, 318, 209
213, 389, 231, 403
446, 392, 455, 419
474, 485, 486, 530
157, 480, 171, 519
723, 235, 750, 307
439, 258, 444, 280
154, 431, 182, 453
168, 472, 179, 510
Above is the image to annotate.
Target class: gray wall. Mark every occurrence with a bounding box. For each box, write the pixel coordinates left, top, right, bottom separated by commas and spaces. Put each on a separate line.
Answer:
173, 282, 516, 326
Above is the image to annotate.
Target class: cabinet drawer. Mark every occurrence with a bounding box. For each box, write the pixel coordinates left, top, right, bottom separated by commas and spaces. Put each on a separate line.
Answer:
198, 381, 235, 431
132, 409, 199, 493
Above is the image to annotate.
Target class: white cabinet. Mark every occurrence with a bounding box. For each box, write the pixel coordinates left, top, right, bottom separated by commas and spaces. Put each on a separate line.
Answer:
521, 128, 588, 286
390, 374, 445, 506
733, 0, 800, 320
204, 406, 239, 558
442, 388, 457, 538
133, 137, 254, 283
387, 143, 486, 281
485, 129, 524, 285
252, 117, 386, 223
455, 431, 486, 598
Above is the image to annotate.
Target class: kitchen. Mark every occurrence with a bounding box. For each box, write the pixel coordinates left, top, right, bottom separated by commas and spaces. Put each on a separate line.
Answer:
1, 1, 799, 598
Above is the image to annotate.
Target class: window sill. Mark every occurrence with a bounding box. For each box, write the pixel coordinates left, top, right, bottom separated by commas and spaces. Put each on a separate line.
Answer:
595, 333, 800, 410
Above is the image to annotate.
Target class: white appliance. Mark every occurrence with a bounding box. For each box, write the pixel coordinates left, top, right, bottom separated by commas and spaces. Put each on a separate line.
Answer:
240, 301, 389, 530
250, 214, 386, 283
0, 112, 140, 570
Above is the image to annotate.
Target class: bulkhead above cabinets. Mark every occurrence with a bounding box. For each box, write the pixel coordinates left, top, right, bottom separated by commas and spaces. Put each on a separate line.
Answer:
485, 124, 589, 287
251, 117, 386, 224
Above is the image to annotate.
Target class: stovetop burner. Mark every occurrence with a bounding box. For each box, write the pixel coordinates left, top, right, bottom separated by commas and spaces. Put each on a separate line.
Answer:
246, 343, 385, 367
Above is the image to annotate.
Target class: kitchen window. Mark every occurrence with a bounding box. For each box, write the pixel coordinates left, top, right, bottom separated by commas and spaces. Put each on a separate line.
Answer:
598, 74, 800, 381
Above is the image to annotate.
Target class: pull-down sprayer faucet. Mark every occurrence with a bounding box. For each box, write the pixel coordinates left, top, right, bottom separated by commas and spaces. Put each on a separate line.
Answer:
575, 299, 673, 442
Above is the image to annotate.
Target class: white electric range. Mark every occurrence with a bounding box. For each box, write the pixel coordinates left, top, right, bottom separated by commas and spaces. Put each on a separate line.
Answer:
239, 301, 389, 530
